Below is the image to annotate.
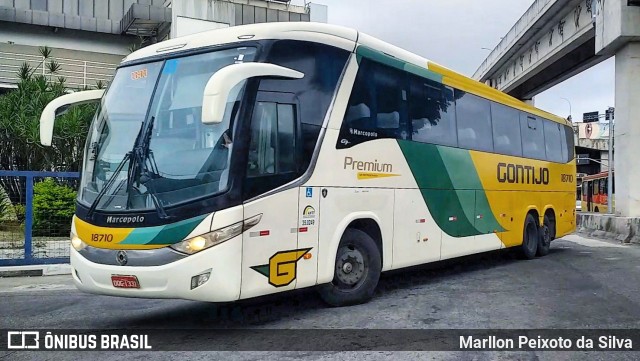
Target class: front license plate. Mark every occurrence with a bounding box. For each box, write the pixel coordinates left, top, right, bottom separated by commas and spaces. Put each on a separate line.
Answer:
111, 275, 140, 289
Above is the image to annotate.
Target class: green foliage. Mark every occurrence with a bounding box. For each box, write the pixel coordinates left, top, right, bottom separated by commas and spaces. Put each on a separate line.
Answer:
0, 68, 97, 172
0, 186, 16, 221
14, 204, 26, 223
32, 179, 76, 237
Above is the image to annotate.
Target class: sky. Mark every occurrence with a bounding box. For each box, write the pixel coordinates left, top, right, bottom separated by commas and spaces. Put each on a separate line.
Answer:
292, 0, 615, 122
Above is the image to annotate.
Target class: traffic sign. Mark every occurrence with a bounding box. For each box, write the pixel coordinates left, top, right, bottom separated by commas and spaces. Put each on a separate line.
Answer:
583, 111, 599, 123
576, 154, 590, 165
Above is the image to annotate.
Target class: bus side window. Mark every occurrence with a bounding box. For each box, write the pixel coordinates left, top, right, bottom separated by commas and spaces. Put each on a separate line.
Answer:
520, 114, 546, 160
491, 102, 522, 156
455, 90, 493, 152
338, 59, 410, 147
562, 124, 575, 162
409, 76, 457, 147
593, 180, 599, 195
543, 120, 563, 163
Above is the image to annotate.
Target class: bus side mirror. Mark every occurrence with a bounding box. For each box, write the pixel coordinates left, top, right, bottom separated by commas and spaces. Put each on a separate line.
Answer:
202, 63, 304, 125
40, 89, 105, 146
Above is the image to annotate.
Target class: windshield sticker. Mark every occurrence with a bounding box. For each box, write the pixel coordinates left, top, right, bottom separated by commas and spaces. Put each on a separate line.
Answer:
131, 69, 148, 80
302, 206, 316, 226
162, 59, 178, 74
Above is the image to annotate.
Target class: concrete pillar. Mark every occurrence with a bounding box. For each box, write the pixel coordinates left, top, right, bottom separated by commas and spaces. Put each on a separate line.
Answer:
614, 42, 640, 216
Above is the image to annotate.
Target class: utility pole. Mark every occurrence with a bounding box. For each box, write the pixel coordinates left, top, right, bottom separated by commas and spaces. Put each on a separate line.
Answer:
606, 107, 614, 214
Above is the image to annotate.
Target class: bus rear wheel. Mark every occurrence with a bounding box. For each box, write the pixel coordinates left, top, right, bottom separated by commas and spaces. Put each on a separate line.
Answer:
318, 228, 381, 307
519, 214, 538, 260
537, 215, 552, 257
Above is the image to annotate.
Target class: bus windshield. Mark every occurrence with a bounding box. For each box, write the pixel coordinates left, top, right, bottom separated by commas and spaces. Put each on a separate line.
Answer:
79, 47, 257, 212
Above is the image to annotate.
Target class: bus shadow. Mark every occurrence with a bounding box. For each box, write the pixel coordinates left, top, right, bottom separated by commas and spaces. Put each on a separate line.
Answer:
121, 247, 568, 329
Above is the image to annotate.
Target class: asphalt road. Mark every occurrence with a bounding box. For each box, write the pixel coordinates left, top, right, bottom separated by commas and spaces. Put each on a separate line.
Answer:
1, 233, 640, 360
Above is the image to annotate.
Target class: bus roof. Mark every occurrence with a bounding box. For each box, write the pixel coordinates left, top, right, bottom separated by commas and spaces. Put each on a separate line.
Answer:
123, 22, 569, 126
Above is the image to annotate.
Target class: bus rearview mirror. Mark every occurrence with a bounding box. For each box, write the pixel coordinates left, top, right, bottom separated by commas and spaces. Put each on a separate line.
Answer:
202, 63, 304, 125
40, 89, 105, 146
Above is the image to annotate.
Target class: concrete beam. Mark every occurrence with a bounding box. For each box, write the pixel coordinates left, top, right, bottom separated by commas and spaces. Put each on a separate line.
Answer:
475, 0, 602, 99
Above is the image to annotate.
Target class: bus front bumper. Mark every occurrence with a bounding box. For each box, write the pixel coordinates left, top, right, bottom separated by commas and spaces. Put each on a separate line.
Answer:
70, 236, 242, 302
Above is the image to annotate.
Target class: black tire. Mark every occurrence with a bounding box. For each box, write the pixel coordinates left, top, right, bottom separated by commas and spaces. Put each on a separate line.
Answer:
318, 228, 382, 307
519, 213, 538, 260
537, 214, 552, 257
594, 207, 599, 213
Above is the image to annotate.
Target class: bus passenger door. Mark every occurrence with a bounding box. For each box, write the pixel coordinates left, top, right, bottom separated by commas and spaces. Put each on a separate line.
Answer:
240, 92, 303, 299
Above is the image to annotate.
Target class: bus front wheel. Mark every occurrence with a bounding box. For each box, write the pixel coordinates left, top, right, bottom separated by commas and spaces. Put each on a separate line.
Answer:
519, 214, 539, 260
318, 228, 381, 307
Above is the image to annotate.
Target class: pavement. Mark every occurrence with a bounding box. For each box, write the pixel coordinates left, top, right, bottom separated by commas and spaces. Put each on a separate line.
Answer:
1, 233, 640, 360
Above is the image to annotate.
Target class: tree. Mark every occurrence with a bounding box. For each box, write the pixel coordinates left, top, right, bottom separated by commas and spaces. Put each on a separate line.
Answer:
0, 47, 98, 202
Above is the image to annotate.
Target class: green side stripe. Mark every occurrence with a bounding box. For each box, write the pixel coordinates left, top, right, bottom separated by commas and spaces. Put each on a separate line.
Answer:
437, 146, 505, 234
397, 140, 504, 237
355, 45, 442, 83
120, 214, 208, 245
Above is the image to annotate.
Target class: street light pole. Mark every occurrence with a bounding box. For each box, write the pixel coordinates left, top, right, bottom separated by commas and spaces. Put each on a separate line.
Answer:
560, 97, 572, 121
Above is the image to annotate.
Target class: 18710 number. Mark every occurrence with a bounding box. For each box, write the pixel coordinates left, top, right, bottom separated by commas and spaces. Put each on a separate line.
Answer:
91, 234, 114, 242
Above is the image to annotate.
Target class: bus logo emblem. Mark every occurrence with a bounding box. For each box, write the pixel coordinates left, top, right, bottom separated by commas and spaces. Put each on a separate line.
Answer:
251, 248, 312, 287
116, 251, 128, 266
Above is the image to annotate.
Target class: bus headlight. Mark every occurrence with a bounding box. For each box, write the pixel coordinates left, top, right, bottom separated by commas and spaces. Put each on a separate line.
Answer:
70, 231, 88, 252
170, 221, 243, 255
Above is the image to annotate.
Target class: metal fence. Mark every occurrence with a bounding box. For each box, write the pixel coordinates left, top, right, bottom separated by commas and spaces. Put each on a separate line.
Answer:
0, 171, 79, 266
0, 50, 117, 89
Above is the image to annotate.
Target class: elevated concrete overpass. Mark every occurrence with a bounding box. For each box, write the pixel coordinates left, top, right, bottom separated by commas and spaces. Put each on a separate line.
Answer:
475, 0, 640, 218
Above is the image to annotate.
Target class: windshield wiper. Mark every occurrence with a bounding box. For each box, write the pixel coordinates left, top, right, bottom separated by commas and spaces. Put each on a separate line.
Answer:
86, 151, 131, 220
128, 116, 170, 220
86, 117, 146, 220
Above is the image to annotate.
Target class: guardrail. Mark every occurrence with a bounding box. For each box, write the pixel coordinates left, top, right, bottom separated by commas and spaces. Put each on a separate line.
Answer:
0, 51, 116, 89
0, 171, 79, 266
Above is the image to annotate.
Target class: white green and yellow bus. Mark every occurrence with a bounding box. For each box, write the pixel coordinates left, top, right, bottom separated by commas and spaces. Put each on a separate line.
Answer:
39, 23, 576, 306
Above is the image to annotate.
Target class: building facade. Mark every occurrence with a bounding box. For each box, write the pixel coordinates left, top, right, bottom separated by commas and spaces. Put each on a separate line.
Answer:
0, 0, 325, 92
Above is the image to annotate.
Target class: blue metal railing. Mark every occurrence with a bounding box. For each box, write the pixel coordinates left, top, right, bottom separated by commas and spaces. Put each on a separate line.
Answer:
0, 170, 79, 266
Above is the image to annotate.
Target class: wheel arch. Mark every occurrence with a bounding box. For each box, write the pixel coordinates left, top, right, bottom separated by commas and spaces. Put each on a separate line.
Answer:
317, 212, 388, 285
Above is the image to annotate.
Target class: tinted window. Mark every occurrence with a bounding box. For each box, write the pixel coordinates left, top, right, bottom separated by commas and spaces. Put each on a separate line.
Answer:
338, 59, 408, 148
375, 64, 406, 140
543, 120, 563, 162
520, 113, 546, 160
455, 91, 493, 152
31, 0, 46, 11
409, 75, 457, 146
491, 102, 522, 156
277, 104, 296, 172
262, 40, 349, 170
339, 59, 376, 148
563, 125, 576, 162
247, 102, 297, 177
